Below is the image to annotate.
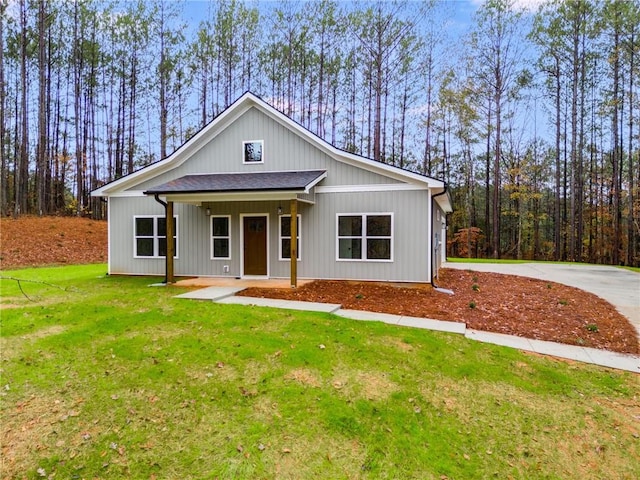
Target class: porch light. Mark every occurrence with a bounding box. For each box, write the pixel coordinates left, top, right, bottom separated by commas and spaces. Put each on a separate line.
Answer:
277, 205, 282, 215
205, 207, 211, 216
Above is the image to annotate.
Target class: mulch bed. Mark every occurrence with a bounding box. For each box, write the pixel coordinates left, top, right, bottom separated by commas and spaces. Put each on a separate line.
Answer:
239, 269, 640, 355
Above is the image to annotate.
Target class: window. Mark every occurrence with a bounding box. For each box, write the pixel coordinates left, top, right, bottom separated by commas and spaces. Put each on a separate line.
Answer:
337, 214, 392, 261
243, 140, 263, 163
211, 215, 231, 259
134, 216, 177, 258
279, 214, 301, 260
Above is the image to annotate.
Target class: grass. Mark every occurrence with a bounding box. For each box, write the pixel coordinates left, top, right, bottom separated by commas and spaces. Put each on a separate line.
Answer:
1, 265, 639, 479
447, 257, 640, 273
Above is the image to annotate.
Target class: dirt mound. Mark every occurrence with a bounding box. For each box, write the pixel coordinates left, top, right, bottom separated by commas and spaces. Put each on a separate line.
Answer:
0, 216, 107, 269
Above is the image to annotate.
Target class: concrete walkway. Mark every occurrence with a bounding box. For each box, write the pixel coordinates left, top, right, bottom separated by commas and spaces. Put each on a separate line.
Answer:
175, 279, 640, 373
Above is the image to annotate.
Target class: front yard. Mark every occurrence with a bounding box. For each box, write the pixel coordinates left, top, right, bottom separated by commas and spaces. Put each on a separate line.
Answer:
1, 265, 638, 479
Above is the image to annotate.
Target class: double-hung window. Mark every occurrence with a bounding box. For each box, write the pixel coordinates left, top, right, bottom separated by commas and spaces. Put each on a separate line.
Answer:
279, 214, 301, 260
134, 216, 177, 258
211, 215, 231, 259
337, 213, 392, 261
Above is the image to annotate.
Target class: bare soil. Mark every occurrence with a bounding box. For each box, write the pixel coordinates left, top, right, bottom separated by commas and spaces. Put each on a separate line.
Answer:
0, 215, 107, 269
1, 215, 637, 354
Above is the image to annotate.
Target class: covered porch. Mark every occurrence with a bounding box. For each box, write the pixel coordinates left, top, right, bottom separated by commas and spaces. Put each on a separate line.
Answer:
143, 170, 327, 287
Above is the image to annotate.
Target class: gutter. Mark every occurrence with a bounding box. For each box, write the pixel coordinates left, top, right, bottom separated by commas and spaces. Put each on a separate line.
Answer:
152, 194, 170, 284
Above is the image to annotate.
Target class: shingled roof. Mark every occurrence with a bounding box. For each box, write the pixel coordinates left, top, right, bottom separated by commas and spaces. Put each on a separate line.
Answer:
144, 170, 327, 195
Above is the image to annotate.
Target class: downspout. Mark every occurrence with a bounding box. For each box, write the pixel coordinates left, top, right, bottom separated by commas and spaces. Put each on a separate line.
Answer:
153, 194, 169, 284
431, 183, 448, 288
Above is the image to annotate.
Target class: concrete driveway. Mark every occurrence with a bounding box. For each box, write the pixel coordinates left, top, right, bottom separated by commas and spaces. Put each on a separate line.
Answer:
443, 262, 640, 338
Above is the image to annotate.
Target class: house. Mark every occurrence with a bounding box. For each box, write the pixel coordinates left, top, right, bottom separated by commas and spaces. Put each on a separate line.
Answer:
91, 92, 452, 286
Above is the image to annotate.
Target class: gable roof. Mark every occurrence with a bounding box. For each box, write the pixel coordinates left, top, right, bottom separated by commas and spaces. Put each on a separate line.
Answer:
91, 92, 445, 197
144, 170, 327, 195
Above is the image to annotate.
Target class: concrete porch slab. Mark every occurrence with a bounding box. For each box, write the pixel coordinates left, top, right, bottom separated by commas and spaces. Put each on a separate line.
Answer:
174, 286, 244, 301
174, 277, 313, 289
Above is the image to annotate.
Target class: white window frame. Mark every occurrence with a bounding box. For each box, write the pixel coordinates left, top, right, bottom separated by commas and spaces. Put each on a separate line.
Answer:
242, 140, 264, 164
279, 214, 302, 261
210, 215, 231, 260
133, 215, 178, 259
336, 213, 393, 262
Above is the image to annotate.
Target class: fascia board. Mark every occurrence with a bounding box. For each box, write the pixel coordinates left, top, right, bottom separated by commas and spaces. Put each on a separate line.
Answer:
163, 191, 299, 204
92, 95, 255, 197
253, 97, 444, 188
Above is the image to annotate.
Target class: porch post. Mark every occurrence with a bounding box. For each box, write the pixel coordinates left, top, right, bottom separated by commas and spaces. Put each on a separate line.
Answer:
166, 200, 175, 284
290, 198, 297, 288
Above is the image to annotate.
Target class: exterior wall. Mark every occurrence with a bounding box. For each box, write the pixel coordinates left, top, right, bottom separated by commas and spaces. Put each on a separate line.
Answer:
132, 107, 399, 192
109, 190, 432, 283
431, 201, 447, 279
106, 104, 438, 282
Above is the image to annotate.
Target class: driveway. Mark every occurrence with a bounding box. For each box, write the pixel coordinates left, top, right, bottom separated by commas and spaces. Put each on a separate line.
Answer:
444, 262, 640, 338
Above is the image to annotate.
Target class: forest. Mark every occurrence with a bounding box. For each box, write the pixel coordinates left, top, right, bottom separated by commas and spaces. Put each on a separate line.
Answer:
1, 0, 638, 266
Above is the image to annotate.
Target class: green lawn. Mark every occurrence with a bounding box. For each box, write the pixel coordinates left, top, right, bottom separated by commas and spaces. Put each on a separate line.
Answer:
1, 265, 639, 479
446, 257, 640, 272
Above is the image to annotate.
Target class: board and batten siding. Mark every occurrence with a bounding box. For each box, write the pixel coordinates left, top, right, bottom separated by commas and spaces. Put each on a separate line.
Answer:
431, 201, 447, 277
297, 190, 431, 282
109, 189, 432, 282
132, 107, 399, 192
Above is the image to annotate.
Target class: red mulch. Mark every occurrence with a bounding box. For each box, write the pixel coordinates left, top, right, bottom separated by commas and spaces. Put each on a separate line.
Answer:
239, 270, 639, 354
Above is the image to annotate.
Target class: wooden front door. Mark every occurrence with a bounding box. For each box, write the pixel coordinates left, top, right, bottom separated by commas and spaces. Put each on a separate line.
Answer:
243, 216, 267, 276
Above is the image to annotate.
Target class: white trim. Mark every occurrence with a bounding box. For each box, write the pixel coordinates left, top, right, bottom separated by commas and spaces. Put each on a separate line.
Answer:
255, 94, 444, 187
164, 191, 299, 204
109, 190, 146, 198
335, 213, 394, 263
91, 102, 252, 197
304, 171, 327, 192
91, 92, 444, 198
316, 183, 428, 194
278, 214, 301, 261
210, 215, 231, 260
132, 215, 179, 259
107, 198, 112, 275
427, 197, 432, 281
239, 213, 270, 278
242, 139, 264, 164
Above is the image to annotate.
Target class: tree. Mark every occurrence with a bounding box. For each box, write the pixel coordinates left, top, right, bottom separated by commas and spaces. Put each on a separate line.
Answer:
470, 0, 525, 258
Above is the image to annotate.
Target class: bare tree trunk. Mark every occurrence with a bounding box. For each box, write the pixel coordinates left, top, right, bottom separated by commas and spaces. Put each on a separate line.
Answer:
16, 0, 29, 217
0, 0, 7, 216
485, 101, 491, 257
36, 0, 48, 215
627, 30, 636, 266
611, 20, 621, 265
73, 0, 84, 216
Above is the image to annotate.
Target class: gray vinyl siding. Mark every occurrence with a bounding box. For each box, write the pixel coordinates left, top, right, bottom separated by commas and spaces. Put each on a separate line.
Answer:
109, 190, 431, 282
431, 202, 447, 278
295, 190, 431, 282
432, 202, 447, 274
108, 105, 436, 281
132, 107, 398, 192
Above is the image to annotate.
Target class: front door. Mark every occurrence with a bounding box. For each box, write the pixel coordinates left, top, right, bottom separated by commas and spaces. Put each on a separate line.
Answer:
243, 216, 267, 276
